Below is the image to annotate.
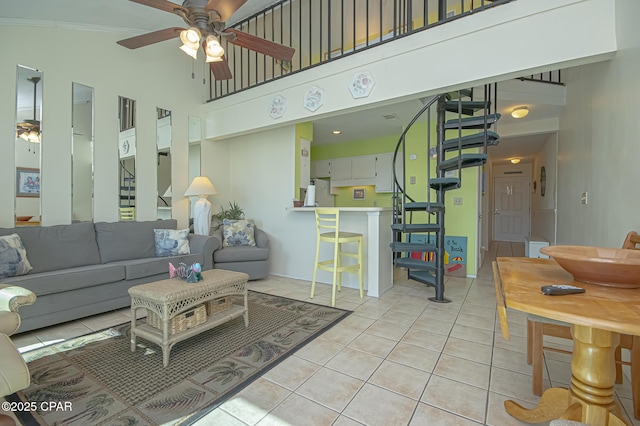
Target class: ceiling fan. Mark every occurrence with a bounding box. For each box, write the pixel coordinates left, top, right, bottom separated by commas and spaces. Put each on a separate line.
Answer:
16, 76, 41, 144
116, 0, 296, 81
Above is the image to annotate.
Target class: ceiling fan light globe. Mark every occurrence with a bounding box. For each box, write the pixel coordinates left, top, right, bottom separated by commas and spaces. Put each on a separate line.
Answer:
180, 27, 201, 45
205, 36, 224, 58
19, 131, 29, 141
179, 44, 198, 59
206, 55, 223, 63
28, 130, 40, 143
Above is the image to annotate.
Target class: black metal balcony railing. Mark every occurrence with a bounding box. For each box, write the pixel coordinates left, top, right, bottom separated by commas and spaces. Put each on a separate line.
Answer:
209, 0, 512, 101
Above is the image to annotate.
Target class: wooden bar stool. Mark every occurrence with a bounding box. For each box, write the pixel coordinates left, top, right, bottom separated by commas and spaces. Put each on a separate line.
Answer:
310, 208, 364, 307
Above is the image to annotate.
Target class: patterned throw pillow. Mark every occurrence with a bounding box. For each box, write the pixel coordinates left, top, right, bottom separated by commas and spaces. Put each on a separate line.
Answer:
223, 219, 256, 247
153, 229, 190, 257
0, 233, 33, 278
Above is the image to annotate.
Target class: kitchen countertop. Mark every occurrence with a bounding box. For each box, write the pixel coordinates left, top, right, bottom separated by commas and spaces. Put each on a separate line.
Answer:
286, 207, 392, 212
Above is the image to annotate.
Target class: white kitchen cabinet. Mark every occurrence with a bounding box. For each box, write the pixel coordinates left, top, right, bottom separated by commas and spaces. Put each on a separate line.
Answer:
351, 155, 377, 179
330, 157, 352, 180
374, 152, 402, 193
311, 160, 331, 178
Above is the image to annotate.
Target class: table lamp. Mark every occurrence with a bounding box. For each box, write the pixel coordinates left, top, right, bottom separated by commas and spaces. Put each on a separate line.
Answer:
184, 176, 218, 235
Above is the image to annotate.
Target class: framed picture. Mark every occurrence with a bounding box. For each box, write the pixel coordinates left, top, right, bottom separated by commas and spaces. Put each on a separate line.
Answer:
353, 188, 365, 200
16, 167, 40, 197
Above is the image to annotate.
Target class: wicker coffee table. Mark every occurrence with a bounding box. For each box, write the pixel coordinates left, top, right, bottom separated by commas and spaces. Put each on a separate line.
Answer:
128, 269, 249, 367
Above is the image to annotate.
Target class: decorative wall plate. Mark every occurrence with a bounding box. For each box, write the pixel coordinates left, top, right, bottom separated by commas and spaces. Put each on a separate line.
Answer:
269, 95, 287, 119
349, 71, 375, 99
304, 86, 324, 112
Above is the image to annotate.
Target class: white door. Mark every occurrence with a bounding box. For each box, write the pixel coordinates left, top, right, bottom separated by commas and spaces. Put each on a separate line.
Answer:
493, 176, 530, 242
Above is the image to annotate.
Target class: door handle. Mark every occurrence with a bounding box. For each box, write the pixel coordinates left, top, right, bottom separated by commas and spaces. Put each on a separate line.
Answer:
494, 209, 500, 215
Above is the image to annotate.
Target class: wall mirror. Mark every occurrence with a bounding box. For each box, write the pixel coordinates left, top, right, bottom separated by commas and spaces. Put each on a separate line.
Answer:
118, 96, 137, 221
15, 65, 43, 227
157, 107, 172, 219
72, 83, 95, 222
188, 115, 202, 222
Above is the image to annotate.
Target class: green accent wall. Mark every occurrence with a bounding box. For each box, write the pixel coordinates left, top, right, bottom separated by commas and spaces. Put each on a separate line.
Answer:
311, 134, 397, 160
295, 122, 314, 198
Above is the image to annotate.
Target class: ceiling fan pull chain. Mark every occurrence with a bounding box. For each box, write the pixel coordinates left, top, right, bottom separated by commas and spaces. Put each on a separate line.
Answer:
203, 58, 206, 85
191, 59, 195, 80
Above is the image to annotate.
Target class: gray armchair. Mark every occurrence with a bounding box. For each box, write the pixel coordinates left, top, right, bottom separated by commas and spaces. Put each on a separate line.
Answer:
211, 227, 270, 280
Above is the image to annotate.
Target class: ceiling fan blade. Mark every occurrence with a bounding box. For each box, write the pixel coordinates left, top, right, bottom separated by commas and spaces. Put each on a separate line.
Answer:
209, 57, 233, 81
117, 27, 183, 49
129, 0, 189, 14
205, 0, 247, 22
225, 29, 295, 62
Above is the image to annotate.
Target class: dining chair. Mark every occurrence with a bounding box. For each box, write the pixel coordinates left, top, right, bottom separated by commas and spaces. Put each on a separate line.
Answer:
615, 231, 640, 418
310, 208, 363, 307
492, 261, 509, 340
526, 231, 640, 419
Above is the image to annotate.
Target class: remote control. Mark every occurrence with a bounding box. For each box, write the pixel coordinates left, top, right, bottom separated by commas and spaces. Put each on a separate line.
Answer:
541, 285, 585, 295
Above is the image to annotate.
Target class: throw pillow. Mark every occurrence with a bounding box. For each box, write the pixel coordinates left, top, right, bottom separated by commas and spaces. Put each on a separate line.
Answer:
223, 219, 256, 247
154, 229, 190, 257
0, 234, 33, 278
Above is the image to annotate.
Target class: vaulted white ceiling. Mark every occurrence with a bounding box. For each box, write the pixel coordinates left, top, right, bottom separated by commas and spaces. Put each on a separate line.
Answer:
3, 0, 564, 163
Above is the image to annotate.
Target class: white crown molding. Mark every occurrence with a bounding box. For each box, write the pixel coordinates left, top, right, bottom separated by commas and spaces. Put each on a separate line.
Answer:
0, 17, 143, 34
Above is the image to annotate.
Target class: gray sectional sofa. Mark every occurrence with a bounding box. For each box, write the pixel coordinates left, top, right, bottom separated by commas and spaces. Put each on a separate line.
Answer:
0, 220, 217, 333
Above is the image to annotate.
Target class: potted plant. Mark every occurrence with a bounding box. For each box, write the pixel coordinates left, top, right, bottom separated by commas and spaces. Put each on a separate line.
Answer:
211, 201, 244, 230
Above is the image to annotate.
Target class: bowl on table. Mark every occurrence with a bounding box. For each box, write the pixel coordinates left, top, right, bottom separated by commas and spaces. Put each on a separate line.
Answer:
540, 245, 640, 288
15, 216, 33, 222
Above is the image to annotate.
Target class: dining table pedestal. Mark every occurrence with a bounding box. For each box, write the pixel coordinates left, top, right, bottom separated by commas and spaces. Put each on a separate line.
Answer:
505, 325, 627, 425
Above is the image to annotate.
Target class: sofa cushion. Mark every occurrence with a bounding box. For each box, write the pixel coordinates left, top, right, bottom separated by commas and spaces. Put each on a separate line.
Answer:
154, 228, 190, 256
223, 219, 256, 247
214, 245, 269, 263
0, 222, 101, 273
112, 254, 203, 280
95, 219, 177, 263
0, 234, 32, 278
0, 264, 125, 297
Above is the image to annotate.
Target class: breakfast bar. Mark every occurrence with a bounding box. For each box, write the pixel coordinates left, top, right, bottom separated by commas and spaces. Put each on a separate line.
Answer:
285, 207, 393, 298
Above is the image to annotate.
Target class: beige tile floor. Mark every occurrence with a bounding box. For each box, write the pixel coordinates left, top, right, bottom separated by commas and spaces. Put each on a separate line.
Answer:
7, 241, 640, 425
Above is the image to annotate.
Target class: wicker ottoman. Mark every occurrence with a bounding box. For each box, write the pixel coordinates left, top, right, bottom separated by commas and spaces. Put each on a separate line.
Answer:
128, 269, 249, 367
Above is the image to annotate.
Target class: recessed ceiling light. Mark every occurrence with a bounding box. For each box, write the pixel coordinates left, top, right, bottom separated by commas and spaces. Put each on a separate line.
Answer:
510, 158, 521, 164
331, 130, 342, 135
511, 106, 529, 119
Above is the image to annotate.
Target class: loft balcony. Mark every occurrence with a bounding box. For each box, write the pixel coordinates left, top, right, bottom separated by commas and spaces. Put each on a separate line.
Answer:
209, 0, 511, 100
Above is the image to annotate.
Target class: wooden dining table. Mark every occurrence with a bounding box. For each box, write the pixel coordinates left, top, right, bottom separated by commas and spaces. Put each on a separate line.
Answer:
495, 257, 640, 426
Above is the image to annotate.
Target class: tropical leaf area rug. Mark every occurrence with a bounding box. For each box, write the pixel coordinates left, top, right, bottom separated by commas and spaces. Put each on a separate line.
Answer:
8, 291, 350, 426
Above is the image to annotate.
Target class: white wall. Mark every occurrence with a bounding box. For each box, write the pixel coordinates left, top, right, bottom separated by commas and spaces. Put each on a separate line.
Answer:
531, 134, 558, 243
199, 126, 297, 277
556, 0, 640, 247
0, 25, 209, 228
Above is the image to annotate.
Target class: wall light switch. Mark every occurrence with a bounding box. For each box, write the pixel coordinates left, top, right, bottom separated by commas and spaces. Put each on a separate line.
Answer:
453, 197, 463, 205
410, 176, 416, 185
581, 192, 588, 205
409, 154, 418, 160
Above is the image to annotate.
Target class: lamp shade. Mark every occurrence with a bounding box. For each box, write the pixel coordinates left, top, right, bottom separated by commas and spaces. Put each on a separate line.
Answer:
184, 177, 218, 197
